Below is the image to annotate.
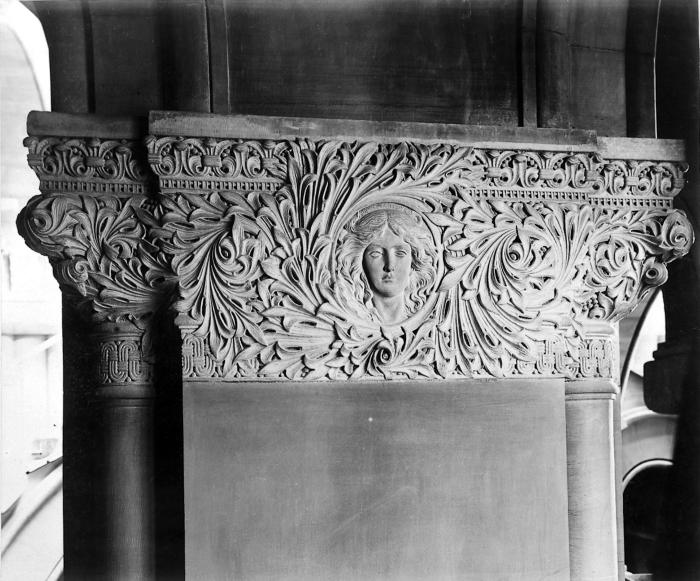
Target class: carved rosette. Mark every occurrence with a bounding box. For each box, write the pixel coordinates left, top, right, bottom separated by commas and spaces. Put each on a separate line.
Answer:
146, 135, 692, 381
18, 135, 174, 388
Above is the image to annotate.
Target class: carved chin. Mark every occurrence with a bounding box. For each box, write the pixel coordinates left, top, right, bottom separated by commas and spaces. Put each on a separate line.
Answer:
373, 288, 402, 299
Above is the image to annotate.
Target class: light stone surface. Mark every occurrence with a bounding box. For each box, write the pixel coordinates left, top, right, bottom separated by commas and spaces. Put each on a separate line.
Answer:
15, 112, 694, 382
15, 111, 696, 581
184, 379, 570, 581
144, 114, 692, 382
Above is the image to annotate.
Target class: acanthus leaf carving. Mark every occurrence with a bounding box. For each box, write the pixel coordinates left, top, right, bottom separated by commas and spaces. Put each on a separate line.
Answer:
18, 127, 692, 384
147, 134, 693, 381
18, 136, 174, 324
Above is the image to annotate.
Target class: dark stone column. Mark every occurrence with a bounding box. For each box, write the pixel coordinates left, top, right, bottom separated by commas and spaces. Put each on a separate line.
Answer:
536, 0, 572, 128
96, 322, 156, 580
16, 113, 172, 580
61, 298, 101, 578
649, 1, 700, 578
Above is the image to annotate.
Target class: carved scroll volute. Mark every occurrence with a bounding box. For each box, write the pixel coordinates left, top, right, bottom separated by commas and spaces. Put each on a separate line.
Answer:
146, 131, 693, 383
17, 134, 174, 387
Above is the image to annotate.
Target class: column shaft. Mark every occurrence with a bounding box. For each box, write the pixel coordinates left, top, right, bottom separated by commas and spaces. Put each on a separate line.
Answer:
566, 379, 620, 581
96, 326, 155, 581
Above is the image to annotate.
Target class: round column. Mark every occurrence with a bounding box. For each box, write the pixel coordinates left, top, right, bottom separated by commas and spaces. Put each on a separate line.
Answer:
565, 378, 620, 581
96, 322, 156, 581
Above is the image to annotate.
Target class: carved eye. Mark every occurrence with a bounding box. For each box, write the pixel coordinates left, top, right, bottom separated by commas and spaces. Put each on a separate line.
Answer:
395, 249, 408, 258
367, 250, 383, 259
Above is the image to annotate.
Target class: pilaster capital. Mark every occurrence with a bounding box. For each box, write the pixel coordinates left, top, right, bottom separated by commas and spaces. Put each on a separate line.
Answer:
145, 114, 694, 382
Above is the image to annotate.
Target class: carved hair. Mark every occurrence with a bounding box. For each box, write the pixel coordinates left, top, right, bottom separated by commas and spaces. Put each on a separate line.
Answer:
338, 205, 437, 317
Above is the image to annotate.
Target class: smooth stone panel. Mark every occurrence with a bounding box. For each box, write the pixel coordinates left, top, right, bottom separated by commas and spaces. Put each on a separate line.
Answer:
571, 47, 627, 137
184, 379, 570, 581
89, 0, 164, 116
223, 0, 520, 124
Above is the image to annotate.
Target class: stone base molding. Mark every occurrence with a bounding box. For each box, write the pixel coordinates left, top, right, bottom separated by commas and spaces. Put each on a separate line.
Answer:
16, 111, 694, 581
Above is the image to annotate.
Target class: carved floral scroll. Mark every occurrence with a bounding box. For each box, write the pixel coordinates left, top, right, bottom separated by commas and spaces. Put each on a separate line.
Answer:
17, 135, 173, 385
19, 136, 171, 318
17, 117, 693, 383
144, 134, 692, 381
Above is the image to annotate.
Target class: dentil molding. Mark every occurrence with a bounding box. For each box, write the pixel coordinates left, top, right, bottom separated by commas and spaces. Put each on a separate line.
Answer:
17, 113, 694, 382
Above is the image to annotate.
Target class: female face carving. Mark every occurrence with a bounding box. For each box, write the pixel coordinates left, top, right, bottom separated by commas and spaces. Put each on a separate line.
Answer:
362, 227, 412, 300
338, 206, 437, 326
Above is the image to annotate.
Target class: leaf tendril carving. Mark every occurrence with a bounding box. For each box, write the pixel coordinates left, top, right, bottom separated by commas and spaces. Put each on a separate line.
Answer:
18, 136, 173, 324
147, 135, 692, 381
16, 131, 692, 383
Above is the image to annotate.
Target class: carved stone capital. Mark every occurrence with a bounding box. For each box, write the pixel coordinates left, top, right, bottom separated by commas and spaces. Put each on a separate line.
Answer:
17, 134, 172, 323
17, 115, 692, 382
146, 123, 693, 381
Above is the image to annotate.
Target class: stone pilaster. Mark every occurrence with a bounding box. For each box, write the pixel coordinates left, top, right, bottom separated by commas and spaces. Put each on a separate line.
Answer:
144, 115, 693, 581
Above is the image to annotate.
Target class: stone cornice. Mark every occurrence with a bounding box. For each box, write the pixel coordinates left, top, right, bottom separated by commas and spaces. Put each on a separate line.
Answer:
25, 135, 151, 195
16, 112, 694, 382
148, 112, 686, 160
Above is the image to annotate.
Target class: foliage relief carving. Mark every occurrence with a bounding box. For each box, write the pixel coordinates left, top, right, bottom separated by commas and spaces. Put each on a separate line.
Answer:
147, 136, 692, 380
16, 132, 691, 382
18, 137, 173, 324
